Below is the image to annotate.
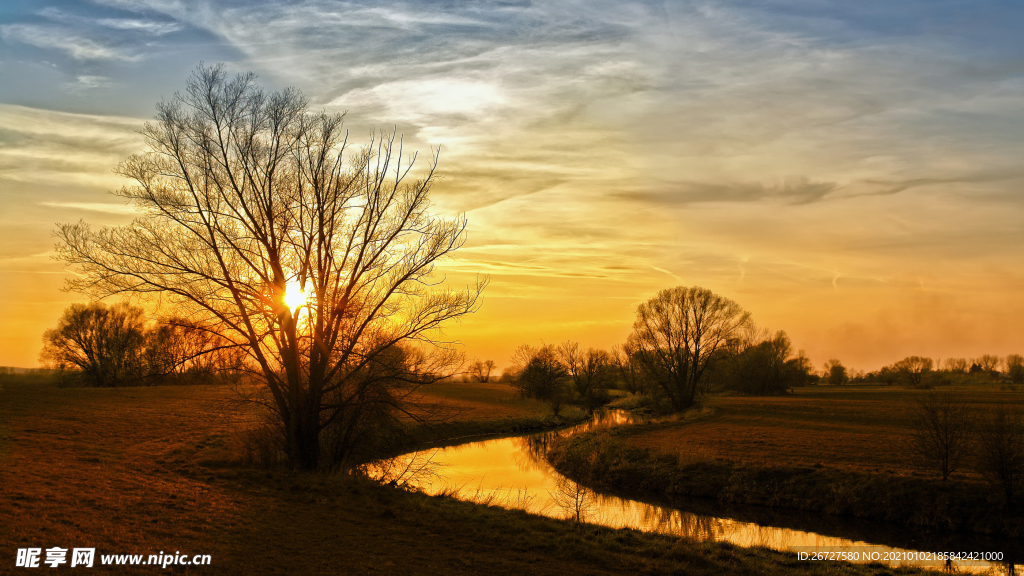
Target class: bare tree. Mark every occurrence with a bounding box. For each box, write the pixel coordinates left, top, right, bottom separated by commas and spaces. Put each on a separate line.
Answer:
892, 356, 934, 388
611, 344, 644, 395
465, 359, 496, 383
909, 392, 973, 480
40, 302, 148, 387
822, 359, 848, 385
626, 286, 751, 411
513, 344, 568, 406
550, 477, 596, 524
558, 341, 612, 404
974, 355, 1001, 373
974, 404, 1024, 505
145, 317, 245, 382
944, 358, 968, 373
54, 65, 483, 469
1005, 354, 1024, 384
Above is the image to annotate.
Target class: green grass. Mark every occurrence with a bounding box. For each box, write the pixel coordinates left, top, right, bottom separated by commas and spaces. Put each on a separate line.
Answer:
0, 375, 933, 574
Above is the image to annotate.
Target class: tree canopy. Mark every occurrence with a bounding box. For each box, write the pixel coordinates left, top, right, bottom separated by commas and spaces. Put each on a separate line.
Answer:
55, 65, 484, 469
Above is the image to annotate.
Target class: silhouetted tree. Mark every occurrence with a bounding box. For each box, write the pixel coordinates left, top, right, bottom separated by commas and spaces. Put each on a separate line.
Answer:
823, 359, 848, 385
40, 302, 147, 387
974, 404, 1024, 505
465, 359, 496, 383
892, 356, 934, 388
611, 344, 645, 395
626, 286, 751, 411
54, 65, 483, 469
1005, 354, 1024, 384
558, 341, 613, 407
909, 392, 972, 481
944, 357, 968, 373
145, 317, 245, 382
723, 331, 813, 394
551, 477, 595, 524
975, 355, 1001, 373
514, 344, 568, 407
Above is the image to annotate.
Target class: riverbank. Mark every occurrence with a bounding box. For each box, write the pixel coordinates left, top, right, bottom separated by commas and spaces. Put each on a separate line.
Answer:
369, 380, 592, 460
548, 391, 1024, 537
1, 375, 931, 574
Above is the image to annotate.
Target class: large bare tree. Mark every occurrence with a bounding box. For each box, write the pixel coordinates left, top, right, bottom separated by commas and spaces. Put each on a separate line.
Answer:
55, 65, 484, 469
626, 286, 751, 410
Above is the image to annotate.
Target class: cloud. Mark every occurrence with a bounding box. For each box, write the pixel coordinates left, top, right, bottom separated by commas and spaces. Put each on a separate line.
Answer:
0, 24, 141, 61
857, 171, 1024, 197
66, 75, 114, 91
622, 177, 839, 206
94, 18, 183, 35
39, 201, 137, 215
37, 7, 184, 36
0, 104, 142, 188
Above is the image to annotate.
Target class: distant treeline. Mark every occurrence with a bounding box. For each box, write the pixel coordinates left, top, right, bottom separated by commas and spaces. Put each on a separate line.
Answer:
468, 285, 1024, 414
823, 354, 1024, 388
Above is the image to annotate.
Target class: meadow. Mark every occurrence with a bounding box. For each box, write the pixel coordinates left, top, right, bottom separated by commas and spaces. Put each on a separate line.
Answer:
627, 385, 1023, 476
0, 374, 930, 575
551, 385, 1024, 536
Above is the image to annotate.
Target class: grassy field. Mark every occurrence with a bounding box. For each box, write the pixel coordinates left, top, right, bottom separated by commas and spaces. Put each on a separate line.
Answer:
0, 375, 931, 574
626, 385, 1023, 478
549, 385, 1024, 536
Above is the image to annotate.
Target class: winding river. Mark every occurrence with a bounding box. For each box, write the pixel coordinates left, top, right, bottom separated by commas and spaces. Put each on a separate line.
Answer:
376, 411, 1021, 573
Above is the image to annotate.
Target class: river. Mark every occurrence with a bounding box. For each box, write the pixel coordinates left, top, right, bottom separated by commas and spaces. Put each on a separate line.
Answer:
373, 410, 1020, 573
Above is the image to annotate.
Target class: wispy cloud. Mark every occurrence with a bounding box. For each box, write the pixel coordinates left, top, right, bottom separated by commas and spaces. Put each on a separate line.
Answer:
37, 6, 184, 35
94, 17, 183, 35
0, 104, 142, 187
622, 178, 840, 206
65, 75, 114, 91
0, 24, 141, 61
39, 201, 137, 215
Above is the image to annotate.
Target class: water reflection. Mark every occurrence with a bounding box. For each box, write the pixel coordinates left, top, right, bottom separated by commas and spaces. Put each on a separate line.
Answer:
371, 410, 1020, 574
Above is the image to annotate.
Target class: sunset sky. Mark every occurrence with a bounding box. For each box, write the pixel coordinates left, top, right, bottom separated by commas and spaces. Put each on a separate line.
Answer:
2, 0, 1023, 371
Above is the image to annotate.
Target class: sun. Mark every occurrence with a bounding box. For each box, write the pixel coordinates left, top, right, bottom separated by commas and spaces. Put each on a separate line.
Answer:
284, 280, 308, 310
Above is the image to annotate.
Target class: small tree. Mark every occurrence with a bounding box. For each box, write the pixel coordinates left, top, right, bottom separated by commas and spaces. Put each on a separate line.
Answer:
909, 392, 972, 481
465, 359, 496, 383
974, 404, 1024, 505
514, 345, 568, 405
40, 302, 148, 387
551, 477, 595, 524
823, 359, 848, 385
1005, 354, 1024, 384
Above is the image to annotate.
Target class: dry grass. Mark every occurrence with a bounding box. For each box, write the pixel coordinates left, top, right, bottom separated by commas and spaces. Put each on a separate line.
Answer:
625, 386, 1024, 478
414, 380, 554, 422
